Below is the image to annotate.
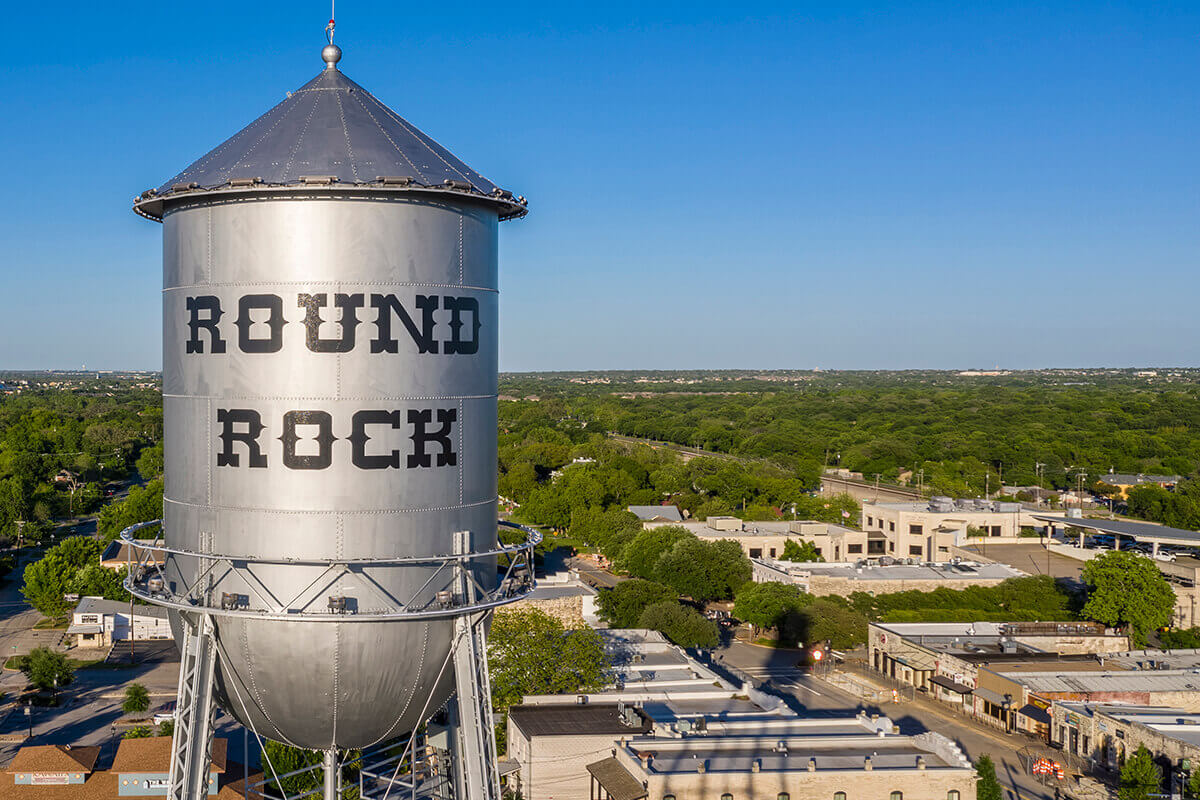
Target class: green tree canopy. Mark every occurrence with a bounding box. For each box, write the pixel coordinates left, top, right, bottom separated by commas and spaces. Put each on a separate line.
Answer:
20, 647, 74, 691
123, 683, 150, 715
975, 755, 1002, 800
620, 526, 692, 579
22, 537, 130, 618
780, 539, 824, 563
597, 579, 677, 628
636, 602, 719, 648
653, 537, 751, 602
733, 581, 813, 633
98, 479, 163, 541
1119, 745, 1162, 800
797, 597, 869, 650
488, 609, 609, 713
1082, 552, 1176, 646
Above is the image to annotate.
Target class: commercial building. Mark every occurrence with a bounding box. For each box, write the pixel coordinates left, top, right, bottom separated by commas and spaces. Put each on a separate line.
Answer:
590, 729, 976, 800
67, 597, 172, 649
643, 518, 868, 562
868, 621, 1132, 733
0, 737, 250, 798
752, 559, 1024, 598
861, 498, 1035, 558
503, 572, 598, 625
507, 627, 974, 800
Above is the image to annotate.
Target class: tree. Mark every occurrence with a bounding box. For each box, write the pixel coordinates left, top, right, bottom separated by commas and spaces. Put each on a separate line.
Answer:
262, 741, 323, 796
1082, 552, 1176, 646
1160, 628, 1200, 649
797, 598, 869, 650
158, 719, 175, 737
488, 609, 609, 713
20, 647, 74, 692
975, 755, 1002, 800
620, 527, 692, 579
1119, 745, 1162, 800
98, 479, 163, 541
123, 683, 150, 715
597, 579, 677, 628
780, 539, 824, 563
22, 536, 124, 618
733, 581, 812, 636
636, 602, 719, 648
135, 443, 164, 479
653, 537, 751, 602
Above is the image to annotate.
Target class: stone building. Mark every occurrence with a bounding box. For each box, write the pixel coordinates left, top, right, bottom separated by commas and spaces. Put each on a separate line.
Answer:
588, 729, 976, 800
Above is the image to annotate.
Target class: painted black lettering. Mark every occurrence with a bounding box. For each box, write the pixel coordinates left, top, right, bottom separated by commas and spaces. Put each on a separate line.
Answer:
186, 296, 227, 354
443, 296, 481, 355
279, 411, 336, 470
369, 294, 439, 354
407, 408, 457, 468
348, 410, 402, 469
299, 293, 365, 353
216, 409, 267, 468
235, 294, 287, 354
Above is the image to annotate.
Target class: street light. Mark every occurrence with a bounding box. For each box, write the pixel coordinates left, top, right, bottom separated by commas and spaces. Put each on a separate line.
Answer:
23, 705, 31, 738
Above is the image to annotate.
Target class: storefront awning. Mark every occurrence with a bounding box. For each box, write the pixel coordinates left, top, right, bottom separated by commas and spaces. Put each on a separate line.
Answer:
1018, 704, 1052, 725
930, 675, 974, 695
973, 687, 1010, 707
66, 624, 102, 635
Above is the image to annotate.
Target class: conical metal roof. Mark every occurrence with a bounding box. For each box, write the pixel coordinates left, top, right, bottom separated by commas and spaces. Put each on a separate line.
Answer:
134, 50, 526, 220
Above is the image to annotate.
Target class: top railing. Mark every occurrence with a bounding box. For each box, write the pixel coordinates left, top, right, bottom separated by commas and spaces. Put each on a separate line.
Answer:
121, 520, 540, 623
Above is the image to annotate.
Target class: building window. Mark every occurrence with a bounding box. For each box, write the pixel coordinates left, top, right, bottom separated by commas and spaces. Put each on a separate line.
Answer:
778, 794, 791, 800
664, 796, 676, 800
888, 542, 894, 552
891, 793, 903, 800
834, 793, 846, 800
749, 548, 762, 559
848, 544, 863, 554
867, 517, 874, 526
722, 795, 734, 800
908, 525, 922, 535
769, 548, 776, 558
948, 792, 960, 800
889, 521, 895, 532
909, 546, 922, 556
991, 526, 1001, 537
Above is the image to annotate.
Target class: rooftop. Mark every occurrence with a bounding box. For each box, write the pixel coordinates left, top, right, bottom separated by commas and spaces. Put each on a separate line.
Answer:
74, 597, 169, 619
134, 48, 525, 221
507, 703, 653, 738
1035, 515, 1200, 545
627, 505, 683, 522
110, 737, 226, 774
760, 559, 1024, 582
6, 745, 99, 774
1098, 474, 1181, 486
1005, 670, 1200, 694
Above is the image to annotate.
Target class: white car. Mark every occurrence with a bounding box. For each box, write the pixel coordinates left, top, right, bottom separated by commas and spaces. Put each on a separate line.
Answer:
1154, 551, 1178, 562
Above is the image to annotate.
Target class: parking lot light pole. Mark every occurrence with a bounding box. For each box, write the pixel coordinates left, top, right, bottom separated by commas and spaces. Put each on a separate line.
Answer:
23, 705, 31, 738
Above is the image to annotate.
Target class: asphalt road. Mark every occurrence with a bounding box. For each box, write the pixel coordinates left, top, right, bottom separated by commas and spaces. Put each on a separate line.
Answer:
714, 641, 1071, 800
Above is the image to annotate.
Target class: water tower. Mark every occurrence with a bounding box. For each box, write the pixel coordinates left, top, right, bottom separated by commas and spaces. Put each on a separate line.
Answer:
128, 25, 535, 800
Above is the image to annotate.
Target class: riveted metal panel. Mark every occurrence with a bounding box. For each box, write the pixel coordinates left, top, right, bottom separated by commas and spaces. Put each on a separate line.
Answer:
162, 194, 498, 749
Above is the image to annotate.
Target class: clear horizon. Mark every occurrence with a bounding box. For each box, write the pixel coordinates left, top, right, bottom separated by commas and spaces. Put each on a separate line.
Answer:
2, 2, 1196, 371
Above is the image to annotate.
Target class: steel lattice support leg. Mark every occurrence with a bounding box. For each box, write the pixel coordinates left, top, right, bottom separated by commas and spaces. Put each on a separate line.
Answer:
168, 612, 218, 800
449, 531, 501, 800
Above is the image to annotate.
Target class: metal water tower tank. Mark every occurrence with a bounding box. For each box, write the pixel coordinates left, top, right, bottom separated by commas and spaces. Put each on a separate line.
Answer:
128, 33, 534, 787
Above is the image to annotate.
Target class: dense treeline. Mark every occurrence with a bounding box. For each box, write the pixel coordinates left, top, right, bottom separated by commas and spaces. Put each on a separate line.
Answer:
500, 398, 859, 525
0, 382, 162, 540
500, 373, 1200, 500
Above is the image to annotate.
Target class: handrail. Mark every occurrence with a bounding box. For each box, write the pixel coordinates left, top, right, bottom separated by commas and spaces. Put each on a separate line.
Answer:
120, 520, 541, 623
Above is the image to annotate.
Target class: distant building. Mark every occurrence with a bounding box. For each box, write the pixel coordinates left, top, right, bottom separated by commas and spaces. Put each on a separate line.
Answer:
591, 729, 976, 800
1094, 472, 1181, 499
752, 558, 1025, 597
502, 572, 598, 625
862, 498, 1033, 558
626, 505, 683, 523
0, 737, 252, 798
99, 540, 164, 571
644, 517, 867, 561
67, 597, 172, 649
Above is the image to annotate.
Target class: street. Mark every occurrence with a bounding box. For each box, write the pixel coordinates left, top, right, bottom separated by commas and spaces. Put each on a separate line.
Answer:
714, 640, 1073, 800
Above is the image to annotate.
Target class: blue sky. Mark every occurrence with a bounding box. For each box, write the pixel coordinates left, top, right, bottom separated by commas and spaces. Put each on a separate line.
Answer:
1, 2, 1196, 371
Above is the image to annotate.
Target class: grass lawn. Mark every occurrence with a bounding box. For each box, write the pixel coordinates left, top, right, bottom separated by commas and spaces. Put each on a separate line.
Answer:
33, 618, 67, 630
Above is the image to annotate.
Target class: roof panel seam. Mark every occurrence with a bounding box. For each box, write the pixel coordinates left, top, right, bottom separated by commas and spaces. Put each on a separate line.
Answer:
175, 94, 293, 186
216, 91, 310, 186
360, 90, 478, 187
333, 91, 360, 183
350, 89, 429, 183
280, 90, 324, 184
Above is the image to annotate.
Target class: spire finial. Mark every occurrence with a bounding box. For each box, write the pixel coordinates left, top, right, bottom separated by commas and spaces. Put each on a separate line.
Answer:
322, 13, 341, 69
